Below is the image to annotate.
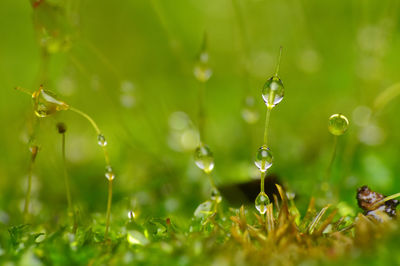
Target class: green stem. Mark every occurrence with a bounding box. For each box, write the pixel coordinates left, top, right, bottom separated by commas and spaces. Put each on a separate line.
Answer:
62, 132, 74, 224
371, 192, 400, 209
198, 82, 206, 143
104, 179, 113, 239
260, 171, 265, 193
263, 107, 272, 146
274, 46, 283, 77
23, 159, 34, 222
206, 172, 216, 189
324, 135, 338, 181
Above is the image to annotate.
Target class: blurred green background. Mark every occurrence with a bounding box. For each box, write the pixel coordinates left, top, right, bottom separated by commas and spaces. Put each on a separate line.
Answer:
1, 0, 400, 223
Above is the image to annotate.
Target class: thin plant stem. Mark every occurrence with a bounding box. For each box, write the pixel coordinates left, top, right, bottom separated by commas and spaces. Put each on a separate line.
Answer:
104, 179, 113, 239
61, 132, 75, 225
23, 146, 38, 222
324, 136, 338, 181
198, 82, 206, 143
23, 158, 34, 221
69, 107, 111, 166
260, 171, 265, 193
69, 106, 113, 239
274, 46, 283, 77
371, 192, 400, 209
206, 172, 216, 189
263, 107, 272, 146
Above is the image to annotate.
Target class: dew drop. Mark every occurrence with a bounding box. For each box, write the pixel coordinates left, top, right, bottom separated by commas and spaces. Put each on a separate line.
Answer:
210, 187, 222, 203
97, 134, 107, 147
194, 52, 212, 82
105, 165, 115, 180
241, 96, 259, 124
194, 144, 215, 174
194, 200, 213, 219
254, 146, 273, 173
328, 114, 349, 136
262, 76, 284, 109
255, 192, 270, 215
32, 86, 69, 117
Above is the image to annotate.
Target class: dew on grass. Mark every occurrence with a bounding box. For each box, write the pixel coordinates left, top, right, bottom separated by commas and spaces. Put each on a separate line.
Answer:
254, 146, 273, 173
97, 134, 107, 147
328, 114, 349, 136
255, 192, 270, 215
194, 144, 214, 174
262, 76, 284, 109
105, 165, 115, 181
32, 86, 69, 117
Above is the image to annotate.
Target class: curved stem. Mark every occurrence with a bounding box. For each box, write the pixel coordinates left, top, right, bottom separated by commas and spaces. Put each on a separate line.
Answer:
104, 179, 113, 239
69, 107, 101, 134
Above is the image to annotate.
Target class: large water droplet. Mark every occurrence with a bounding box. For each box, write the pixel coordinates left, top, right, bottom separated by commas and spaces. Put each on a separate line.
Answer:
194, 200, 213, 219
255, 192, 270, 214
97, 134, 107, 147
254, 146, 273, 173
262, 76, 284, 108
32, 86, 69, 117
194, 52, 212, 82
105, 165, 115, 180
194, 144, 215, 174
328, 114, 349, 136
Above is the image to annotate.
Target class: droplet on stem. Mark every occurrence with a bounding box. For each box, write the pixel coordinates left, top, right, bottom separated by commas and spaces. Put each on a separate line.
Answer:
194, 51, 212, 82
97, 134, 107, 147
255, 192, 270, 214
194, 144, 215, 174
254, 146, 273, 173
262, 76, 284, 109
328, 114, 349, 136
210, 187, 222, 203
32, 86, 69, 117
105, 165, 115, 180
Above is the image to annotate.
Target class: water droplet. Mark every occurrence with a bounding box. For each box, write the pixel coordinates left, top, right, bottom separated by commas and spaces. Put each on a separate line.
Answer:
194, 52, 212, 82
97, 134, 107, 146
210, 188, 222, 203
32, 86, 69, 117
241, 96, 259, 124
255, 192, 270, 214
194, 144, 214, 174
262, 76, 284, 109
254, 146, 273, 173
105, 165, 115, 180
128, 210, 136, 220
328, 114, 349, 136
194, 200, 213, 219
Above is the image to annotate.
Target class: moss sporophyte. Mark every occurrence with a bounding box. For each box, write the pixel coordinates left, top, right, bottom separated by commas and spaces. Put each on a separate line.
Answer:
16, 85, 115, 240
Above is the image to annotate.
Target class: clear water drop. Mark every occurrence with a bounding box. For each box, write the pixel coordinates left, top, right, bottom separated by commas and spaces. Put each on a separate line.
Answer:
255, 192, 270, 215
210, 187, 222, 203
262, 76, 284, 109
105, 165, 115, 180
32, 86, 69, 117
194, 52, 212, 82
194, 200, 213, 219
328, 114, 349, 136
254, 146, 273, 173
241, 96, 259, 124
97, 134, 107, 147
194, 144, 215, 174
